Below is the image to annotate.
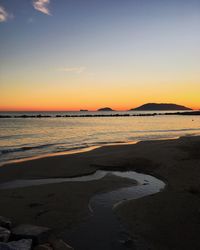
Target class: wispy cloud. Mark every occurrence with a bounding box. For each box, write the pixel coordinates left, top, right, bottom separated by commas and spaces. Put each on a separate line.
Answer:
33, 0, 51, 15
57, 67, 86, 74
0, 5, 9, 22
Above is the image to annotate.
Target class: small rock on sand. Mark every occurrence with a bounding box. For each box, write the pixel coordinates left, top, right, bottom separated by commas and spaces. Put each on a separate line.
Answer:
11, 224, 51, 245
0, 216, 12, 229
0, 226, 10, 242
0, 239, 32, 250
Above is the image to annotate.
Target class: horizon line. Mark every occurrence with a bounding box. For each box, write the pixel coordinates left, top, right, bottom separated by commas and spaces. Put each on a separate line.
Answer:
0, 103, 199, 112
1, 109, 200, 112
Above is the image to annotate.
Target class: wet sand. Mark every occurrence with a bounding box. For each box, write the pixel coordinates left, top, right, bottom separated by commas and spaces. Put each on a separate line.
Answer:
0, 136, 200, 249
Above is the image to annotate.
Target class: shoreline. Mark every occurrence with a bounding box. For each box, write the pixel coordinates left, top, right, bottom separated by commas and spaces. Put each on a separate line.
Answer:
1, 136, 182, 168
0, 135, 200, 249
0, 140, 140, 168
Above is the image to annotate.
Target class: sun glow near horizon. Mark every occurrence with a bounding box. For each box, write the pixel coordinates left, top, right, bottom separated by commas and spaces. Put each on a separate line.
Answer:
1, 77, 200, 111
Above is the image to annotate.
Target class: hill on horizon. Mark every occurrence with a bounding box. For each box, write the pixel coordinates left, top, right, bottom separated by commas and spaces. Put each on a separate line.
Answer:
97, 107, 114, 111
130, 103, 192, 111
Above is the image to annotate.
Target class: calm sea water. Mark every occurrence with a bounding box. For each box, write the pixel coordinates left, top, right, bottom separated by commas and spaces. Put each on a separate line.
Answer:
0, 111, 200, 165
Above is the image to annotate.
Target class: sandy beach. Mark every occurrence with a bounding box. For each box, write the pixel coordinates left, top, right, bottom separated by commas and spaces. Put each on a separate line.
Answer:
0, 136, 200, 249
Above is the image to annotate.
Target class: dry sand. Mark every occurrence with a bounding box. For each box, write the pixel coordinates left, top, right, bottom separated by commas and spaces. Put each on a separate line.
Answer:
0, 136, 200, 249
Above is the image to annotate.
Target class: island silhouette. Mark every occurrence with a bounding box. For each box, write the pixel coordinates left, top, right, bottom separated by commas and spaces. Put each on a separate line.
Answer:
130, 103, 191, 111
97, 107, 114, 111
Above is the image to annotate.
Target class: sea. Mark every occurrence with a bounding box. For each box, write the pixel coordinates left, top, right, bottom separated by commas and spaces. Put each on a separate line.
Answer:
0, 111, 200, 165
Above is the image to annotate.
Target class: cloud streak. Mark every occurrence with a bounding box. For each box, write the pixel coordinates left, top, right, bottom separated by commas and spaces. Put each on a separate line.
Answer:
58, 67, 86, 74
33, 0, 51, 15
0, 5, 9, 22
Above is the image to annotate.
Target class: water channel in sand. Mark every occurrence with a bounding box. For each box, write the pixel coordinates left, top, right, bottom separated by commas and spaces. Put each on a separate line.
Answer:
0, 170, 165, 250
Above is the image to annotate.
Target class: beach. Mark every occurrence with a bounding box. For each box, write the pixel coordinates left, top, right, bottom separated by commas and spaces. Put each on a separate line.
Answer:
0, 135, 200, 249
1, 0, 200, 248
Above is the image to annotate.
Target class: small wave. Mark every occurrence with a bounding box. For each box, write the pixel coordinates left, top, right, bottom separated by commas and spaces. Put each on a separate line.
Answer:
131, 128, 200, 133
0, 143, 56, 155
56, 145, 89, 152
0, 134, 37, 140
93, 141, 126, 145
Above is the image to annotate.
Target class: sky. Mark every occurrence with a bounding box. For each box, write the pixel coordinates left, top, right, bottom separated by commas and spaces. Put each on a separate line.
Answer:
0, 0, 200, 111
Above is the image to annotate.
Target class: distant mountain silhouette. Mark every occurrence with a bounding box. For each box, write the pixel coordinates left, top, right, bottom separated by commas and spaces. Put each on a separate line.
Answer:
80, 109, 88, 112
130, 103, 192, 111
97, 107, 114, 111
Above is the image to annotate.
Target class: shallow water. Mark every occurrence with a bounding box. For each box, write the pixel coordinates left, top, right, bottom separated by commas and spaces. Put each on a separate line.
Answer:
0, 111, 200, 165
60, 170, 165, 250
0, 170, 165, 250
